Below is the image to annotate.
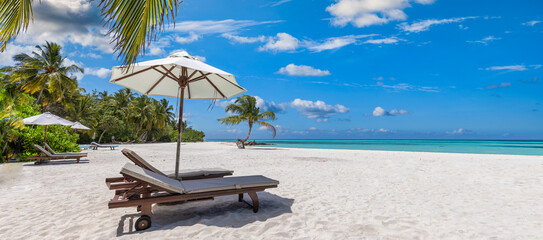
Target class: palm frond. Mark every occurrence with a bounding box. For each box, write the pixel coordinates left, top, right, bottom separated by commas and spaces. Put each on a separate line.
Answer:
217, 115, 246, 126
99, 0, 180, 66
258, 111, 276, 121
0, 0, 33, 51
256, 121, 276, 138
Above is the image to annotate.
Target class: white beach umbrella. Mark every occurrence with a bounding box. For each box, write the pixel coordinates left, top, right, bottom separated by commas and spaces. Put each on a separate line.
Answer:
109, 51, 246, 178
23, 112, 75, 144
71, 121, 91, 130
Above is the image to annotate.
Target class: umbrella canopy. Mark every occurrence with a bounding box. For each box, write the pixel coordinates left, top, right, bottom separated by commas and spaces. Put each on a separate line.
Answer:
23, 112, 75, 144
71, 121, 91, 130
23, 112, 74, 126
110, 51, 246, 99
109, 51, 246, 178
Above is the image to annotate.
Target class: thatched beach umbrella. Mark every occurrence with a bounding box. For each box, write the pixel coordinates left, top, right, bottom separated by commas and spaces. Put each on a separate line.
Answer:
109, 51, 246, 178
23, 112, 75, 145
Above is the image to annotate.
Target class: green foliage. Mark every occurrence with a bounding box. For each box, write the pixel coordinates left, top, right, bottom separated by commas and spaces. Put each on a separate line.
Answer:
0, 40, 209, 162
15, 125, 80, 161
181, 128, 205, 142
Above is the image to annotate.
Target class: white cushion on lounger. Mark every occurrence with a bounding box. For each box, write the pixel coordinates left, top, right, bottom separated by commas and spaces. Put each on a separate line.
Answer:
123, 149, 233, 179
120, 163, 279, 194
120, 163, 186, 194
122, 149, 166, 176
182, 175, 279, 194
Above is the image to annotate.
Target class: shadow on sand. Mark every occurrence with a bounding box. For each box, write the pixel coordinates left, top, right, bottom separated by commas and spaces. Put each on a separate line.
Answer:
22, 159, 90, 166
116, 192, 294, 236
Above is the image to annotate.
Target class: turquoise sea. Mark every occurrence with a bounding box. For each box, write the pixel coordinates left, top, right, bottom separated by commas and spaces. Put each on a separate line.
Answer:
211, 139, 543, 156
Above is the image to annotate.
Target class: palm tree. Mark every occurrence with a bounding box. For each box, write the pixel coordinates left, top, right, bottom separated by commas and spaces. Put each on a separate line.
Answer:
131, 95, 155, 141
153, 98, 174, 129
218, 95, 276, 142
0, 0, 180, 66
6, 42, 83, 107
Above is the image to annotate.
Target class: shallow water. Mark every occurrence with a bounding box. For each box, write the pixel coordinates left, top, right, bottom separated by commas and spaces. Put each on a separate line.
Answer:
211, 139, 543, 156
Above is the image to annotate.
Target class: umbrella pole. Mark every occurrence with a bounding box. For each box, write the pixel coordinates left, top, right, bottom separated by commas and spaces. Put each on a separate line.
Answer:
175, 87, 185, 179
43, 125, 48, 145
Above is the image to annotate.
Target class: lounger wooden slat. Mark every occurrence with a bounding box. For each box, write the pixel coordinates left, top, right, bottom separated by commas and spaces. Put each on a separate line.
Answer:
106, 163, 279, 231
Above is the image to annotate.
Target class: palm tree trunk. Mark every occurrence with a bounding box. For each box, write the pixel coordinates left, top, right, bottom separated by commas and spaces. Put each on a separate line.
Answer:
243, 122, 253, 142
34, 88, 44, 105
98, 130, 106, 143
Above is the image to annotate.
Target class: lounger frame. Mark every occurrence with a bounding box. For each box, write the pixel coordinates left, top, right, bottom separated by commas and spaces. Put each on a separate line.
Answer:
91, 142, 117, 150
106, 174, 278, 231
28, 144, 86, 164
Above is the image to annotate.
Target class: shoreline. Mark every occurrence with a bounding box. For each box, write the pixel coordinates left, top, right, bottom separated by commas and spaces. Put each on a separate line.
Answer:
206, 140, 543, 157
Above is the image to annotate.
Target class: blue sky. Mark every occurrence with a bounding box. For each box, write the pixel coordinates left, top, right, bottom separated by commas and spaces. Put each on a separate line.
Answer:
2, 0, 542, 139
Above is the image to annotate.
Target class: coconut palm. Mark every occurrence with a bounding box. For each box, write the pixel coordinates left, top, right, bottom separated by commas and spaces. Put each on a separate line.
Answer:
153, 98, 174, 129
218, 95, 276, 142
0, 0, 180, 66
6, 42, 83, 107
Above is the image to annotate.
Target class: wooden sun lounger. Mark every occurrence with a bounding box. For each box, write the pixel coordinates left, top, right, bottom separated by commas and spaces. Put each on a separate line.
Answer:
44, 143, 88, 157
28, 144, 87, 164
106, 163, 279, 231
121, 149, 234, 180
91, 141, 118, 150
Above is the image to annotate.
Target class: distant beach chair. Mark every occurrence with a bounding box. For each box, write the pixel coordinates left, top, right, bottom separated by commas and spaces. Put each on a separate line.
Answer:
105, 163, 279, 231
44, 142, 89, 156
28, 144, 87, 164
121, 149, 233, 180
91, 141, 118, 150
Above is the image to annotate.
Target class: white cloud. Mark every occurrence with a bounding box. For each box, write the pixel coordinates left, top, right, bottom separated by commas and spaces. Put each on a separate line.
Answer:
466, 36, 501, 45
398, 16, 478, 33
483, 65, 541, 71
148, 46, 166, 56
230, 33, 382, 52
326, 0, 435, 28
364, 37, 402, 44
290, 99, 349, 122
254, 96, 288, 113
304, 34, 376, 52
447, 128, 474, 135
523, 20, 541, 27
175, 32, 200, 44
372, 106, 409, 116
170, 19, 283, 35
277, 64, 331, 76
80, 52, 102, 59
271, 0, 294, 7
259, 33, 299, 52
222, 33, 266, 44
11, 0, 113, 53
0, 44, 35, 66
379, 83, 440, 92
350, 128, 392, 133
218, 96, 286, 113
485, 82, 511, 89
84, 67, 112, 79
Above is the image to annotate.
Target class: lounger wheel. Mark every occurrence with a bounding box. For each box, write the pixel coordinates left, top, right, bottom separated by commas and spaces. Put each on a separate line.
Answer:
135, 215, 151, 231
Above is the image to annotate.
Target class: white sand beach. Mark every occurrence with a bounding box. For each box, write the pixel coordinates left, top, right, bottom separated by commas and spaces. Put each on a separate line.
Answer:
1, 142, 542, 239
